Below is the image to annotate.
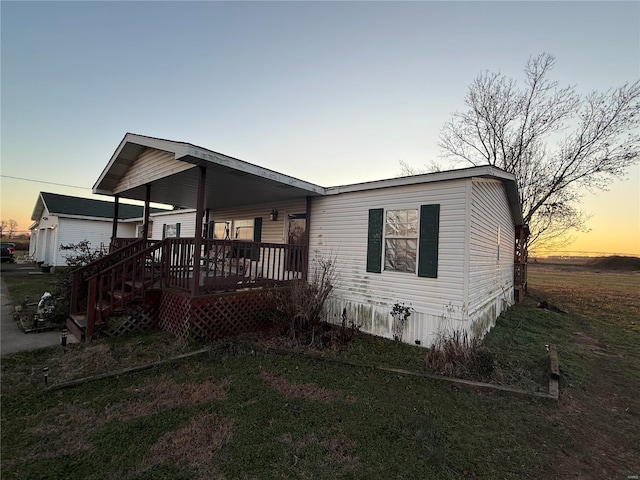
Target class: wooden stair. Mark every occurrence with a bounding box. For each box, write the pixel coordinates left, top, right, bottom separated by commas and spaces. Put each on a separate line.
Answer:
67, 239, 168, 342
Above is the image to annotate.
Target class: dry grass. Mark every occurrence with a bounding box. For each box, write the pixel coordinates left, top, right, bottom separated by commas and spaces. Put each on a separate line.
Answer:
148, 412, 234, 479
259, 370, 346, 404
107, 374, 230, 420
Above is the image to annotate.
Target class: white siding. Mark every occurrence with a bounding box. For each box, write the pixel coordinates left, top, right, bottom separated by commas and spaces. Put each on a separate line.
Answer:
55, 218, 134, 267
32, 207, 58, 265
30, 207, 137, 267
309, 180, 469, 347
466, 178, 515, 337
114, 148, 194, 194
151, 209, 198, 239
150, 198, 308, 243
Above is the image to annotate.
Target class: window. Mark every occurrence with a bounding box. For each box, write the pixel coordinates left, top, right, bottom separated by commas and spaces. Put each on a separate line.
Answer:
213, 221, 231, 240
384, 209, 418, 273
233, 219, 254, 241
162, 223, 180, 239
367, 204, 440, 278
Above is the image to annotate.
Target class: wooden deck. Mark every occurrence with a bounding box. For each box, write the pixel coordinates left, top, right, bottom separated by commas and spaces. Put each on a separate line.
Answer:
68, 238, 306, 341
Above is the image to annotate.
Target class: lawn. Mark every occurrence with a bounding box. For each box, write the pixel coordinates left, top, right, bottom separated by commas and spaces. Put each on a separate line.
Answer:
1, 262, 638, 479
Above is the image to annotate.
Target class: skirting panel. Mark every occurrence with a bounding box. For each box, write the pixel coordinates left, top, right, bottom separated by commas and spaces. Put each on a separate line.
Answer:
103, 290, 161, 338
158, 289, 277, 342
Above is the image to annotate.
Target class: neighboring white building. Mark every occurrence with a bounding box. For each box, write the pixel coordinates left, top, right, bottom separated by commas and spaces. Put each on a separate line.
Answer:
29, 192, 161, 268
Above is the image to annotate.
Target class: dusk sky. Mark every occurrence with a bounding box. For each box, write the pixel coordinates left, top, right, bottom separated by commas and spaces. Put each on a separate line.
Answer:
1, 1, 638, 255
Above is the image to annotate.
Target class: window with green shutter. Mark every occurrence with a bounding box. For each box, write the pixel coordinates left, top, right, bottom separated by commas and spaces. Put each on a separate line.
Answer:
162, 223, 181, 239
366, 205, 440, 278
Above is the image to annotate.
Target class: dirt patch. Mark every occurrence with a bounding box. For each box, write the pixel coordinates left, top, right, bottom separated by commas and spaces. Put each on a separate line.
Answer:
549, 387, 640, 479
22, 403, 96, 463
148, 412, 233, 479
260, 371, 344, 404
105, 375, 230, 421
19, 375, 231, 465
573, 331, 610, 356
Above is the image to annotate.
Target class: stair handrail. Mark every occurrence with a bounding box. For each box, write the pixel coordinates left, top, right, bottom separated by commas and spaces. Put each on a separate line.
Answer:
70, 239, 156, 314
85, 239, 168, 338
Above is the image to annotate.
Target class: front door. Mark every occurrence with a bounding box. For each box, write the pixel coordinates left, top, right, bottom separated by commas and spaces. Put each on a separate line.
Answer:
287, 214, 306, 272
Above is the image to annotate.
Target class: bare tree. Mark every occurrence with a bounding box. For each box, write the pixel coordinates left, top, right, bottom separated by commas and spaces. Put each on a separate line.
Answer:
438, 53, 640, 250
1, 220, 18, 239
7, 220, 18, 239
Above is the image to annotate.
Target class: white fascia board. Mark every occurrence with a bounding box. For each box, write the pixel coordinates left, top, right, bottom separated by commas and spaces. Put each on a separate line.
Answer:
182, 146, 326, 196
325, 166, 515, 194
150, 208, 197, 217
56, 214, 114, 223
30, 193, 46, 221
150, 208, 197, 218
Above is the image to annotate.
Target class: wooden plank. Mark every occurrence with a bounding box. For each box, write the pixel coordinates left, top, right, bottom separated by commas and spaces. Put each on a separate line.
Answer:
265, 348, 558, 400
549, 345, 560, 379
46, 348, 210, 391
65, 316, 85, 342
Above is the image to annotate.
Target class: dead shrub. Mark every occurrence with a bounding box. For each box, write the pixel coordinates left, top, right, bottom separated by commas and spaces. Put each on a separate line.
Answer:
269, 256, 335, 343
424, 330, 496, 378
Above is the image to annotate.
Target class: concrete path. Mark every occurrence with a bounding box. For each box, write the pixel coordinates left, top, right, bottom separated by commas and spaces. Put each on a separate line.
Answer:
1, 263, 65, 356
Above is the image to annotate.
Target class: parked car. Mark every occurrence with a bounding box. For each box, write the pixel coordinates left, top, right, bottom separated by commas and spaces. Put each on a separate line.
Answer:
1, 242, 16, 262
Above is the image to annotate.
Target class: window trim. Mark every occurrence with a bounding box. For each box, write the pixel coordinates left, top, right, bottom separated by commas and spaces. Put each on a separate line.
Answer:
383, 208, 419, 274
366, 204, 439, 278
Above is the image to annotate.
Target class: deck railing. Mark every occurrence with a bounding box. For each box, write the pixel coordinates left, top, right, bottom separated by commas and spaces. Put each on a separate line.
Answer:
79, 237, 308, 338
165, 238, 308, 294
110, 237, 144, 252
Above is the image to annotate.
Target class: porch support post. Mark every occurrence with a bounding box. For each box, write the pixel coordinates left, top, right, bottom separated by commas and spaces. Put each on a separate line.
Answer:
142, 184, 151, 241
192, 166, 207, 296
111, 194, 120, 249
303, 196, 312, 282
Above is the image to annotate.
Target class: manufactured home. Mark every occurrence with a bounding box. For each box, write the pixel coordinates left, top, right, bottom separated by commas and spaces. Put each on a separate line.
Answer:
67, 133, 527, 344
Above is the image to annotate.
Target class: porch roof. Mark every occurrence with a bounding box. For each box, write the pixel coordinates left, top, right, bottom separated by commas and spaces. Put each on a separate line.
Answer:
93, 133, 326, 210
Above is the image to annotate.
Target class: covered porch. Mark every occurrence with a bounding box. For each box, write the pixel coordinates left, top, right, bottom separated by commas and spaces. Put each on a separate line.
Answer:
68, 133, 325, 341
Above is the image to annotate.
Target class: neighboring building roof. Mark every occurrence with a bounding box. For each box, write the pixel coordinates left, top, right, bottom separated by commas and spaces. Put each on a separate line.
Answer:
30, 192, 166, 222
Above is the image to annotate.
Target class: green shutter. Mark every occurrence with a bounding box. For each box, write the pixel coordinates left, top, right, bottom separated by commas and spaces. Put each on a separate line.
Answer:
418, 204, 440, 278
176, 223, 181, 238
252, 217, 262, 261
253, 217, 262, 242
366, 208, 384, 273
162, 224, 166, 240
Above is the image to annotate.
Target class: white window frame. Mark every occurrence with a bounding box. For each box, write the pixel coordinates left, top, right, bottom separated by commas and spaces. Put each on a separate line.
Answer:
383, 208, 419, 274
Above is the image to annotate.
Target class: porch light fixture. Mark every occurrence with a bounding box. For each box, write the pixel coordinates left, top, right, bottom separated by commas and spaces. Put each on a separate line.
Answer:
270, 208, 279, 221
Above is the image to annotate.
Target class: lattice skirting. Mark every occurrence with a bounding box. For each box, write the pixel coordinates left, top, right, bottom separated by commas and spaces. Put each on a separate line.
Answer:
157, 288, 281, 343
103, 292, 160, 338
